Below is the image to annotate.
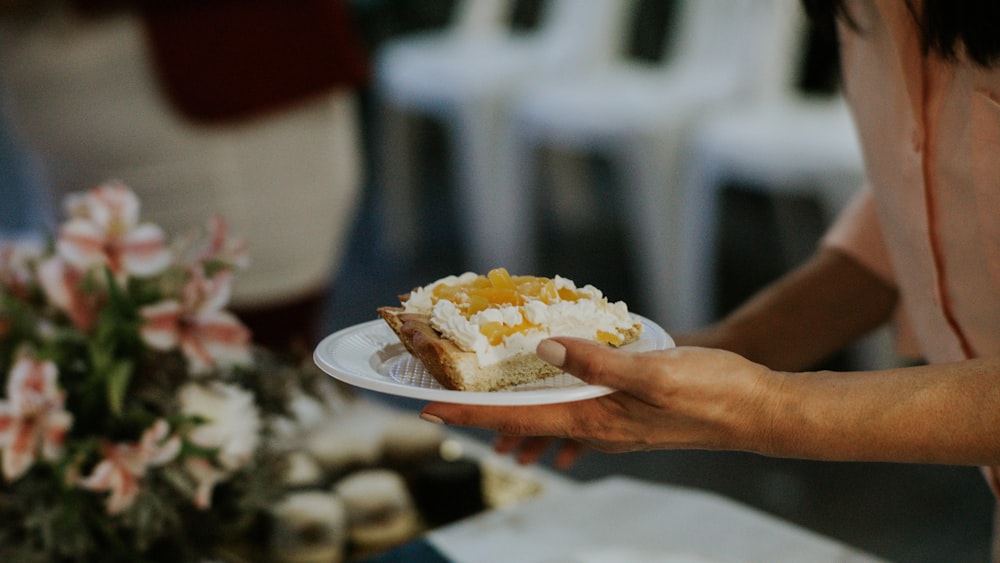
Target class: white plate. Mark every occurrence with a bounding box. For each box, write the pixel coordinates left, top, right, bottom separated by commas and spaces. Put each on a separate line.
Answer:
313, 315, 673, 406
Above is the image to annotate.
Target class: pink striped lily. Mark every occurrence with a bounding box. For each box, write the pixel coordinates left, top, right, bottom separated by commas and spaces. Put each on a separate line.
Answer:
139, 268, 251, 374
77, 419, 181, 515
0, 241, 43, 300
57, 182, 172, 280
183, 457, 228, 510
192, 215, 249, 271
36, 256, 101, 331
0, 357, 73, 481
0, 242, 43, 336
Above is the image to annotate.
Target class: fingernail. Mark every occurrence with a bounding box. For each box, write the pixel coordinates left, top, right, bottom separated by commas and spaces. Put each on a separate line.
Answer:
537, 339, 567, 367
420, 412, 445, 425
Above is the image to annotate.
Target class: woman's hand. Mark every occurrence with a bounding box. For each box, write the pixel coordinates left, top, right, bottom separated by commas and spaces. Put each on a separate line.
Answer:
492, 435, 587, 469
421, 337, 789, 458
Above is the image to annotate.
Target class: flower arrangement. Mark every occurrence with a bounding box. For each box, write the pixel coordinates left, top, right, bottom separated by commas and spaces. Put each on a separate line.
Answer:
0, 182, 326, 561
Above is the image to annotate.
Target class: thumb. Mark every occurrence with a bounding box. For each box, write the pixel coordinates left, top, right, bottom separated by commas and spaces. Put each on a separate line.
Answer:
537, 337, 641, 392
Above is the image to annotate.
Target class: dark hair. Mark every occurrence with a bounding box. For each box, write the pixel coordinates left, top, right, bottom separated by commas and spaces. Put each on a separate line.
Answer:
800, 0, 1000, 67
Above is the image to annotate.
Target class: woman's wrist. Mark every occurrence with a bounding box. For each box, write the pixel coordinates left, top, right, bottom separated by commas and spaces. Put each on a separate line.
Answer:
759, 369, 833, 459
733, 366, 796, 457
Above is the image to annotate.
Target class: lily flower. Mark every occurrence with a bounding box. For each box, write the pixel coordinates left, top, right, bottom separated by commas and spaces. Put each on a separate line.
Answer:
0, 240, 43, 299
77, 419, 181, 515
36, 256, 101, 331
57, 182, 172, 279
183, 457, 228, 510
193, 215, 249, 271
0, 357, 73, 481
139, 267, 251, 374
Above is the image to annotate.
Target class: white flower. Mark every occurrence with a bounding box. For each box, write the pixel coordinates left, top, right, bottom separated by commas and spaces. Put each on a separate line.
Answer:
178, 382, 261, 472
177, 382, 261, 509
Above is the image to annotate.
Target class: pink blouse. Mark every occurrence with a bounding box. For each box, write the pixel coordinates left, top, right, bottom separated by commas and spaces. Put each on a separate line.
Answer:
821, 0, 1000, 492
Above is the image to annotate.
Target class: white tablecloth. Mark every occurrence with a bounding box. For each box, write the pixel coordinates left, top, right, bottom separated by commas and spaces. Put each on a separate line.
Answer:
428, 475, 884, 563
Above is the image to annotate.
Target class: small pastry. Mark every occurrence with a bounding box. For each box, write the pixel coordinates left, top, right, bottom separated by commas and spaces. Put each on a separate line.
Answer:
282, 450, 325, 488
333, 469, 421, 555
305, 426, 380, 479
379, 414, 446, 470
269, 491, 348, 563
410, 456, 485, 526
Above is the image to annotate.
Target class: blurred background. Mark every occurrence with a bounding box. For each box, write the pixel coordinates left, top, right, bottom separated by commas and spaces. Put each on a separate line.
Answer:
0, 0, 994, 561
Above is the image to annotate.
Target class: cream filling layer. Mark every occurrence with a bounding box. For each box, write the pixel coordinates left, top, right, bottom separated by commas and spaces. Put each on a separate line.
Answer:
401, 273, 637, 366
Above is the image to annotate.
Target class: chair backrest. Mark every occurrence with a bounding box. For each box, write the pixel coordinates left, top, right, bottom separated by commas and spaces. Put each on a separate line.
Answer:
528, 0, 636, 70
658, 0, 806, 97
739, 0, 808, 100
660, 0, 736, 65
452, 0, 515, 38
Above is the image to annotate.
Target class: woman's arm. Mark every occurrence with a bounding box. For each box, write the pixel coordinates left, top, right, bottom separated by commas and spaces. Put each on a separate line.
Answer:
424, 339, 1000, 466
424, 248, 1000, 466
678, 247, 898, 371
773, 357, 1000, 464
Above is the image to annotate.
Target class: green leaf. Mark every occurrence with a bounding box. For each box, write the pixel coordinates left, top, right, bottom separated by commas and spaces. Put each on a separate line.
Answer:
102, 266, 128, 311
106, 360, 134, 417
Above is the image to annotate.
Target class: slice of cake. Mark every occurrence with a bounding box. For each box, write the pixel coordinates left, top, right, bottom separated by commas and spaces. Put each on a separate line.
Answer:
377, 268, 642, 392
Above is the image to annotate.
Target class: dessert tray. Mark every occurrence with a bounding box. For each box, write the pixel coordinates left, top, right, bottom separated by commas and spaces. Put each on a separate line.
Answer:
313, 315, 673, 406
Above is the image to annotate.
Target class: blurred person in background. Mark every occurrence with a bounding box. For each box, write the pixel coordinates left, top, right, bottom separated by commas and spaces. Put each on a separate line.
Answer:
0, 107, 51, 240
0, 0, 370, 356
420, 0, 1000, 555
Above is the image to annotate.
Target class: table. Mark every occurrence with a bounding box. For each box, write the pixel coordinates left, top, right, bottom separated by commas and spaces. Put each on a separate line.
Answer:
425, 476, 885, 562
351, 398, 883, 562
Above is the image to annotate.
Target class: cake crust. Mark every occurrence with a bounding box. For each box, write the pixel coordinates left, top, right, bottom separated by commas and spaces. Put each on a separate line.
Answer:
379, 307, 469, 391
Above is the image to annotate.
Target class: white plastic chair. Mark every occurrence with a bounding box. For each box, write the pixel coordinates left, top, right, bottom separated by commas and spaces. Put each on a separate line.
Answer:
373, 0, 634, 272
671, 22, 900, 369
674, 95, 863, 330
497, 0, 803, 328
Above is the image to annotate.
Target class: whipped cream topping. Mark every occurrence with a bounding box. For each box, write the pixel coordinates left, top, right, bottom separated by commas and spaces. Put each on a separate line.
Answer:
401, 272, 638, 366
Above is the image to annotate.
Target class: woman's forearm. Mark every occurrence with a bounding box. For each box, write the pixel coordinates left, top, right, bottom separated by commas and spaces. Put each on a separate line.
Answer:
674, 248, 1000, 465
677, 247, 898, 371
765, 357, 1000, 465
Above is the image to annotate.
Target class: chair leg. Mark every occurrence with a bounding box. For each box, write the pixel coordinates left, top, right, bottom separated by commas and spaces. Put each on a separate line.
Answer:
675, 148, 729, 332
451, 100, 538, 274
543, 148, 597, 236
616, 135, 687, 330
374, 101, 421, 263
